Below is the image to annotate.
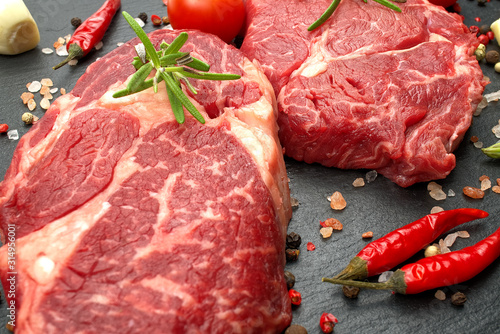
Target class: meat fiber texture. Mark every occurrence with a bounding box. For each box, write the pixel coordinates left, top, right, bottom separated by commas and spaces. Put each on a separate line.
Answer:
241, 0, 487, 187
0, 29, 292, 333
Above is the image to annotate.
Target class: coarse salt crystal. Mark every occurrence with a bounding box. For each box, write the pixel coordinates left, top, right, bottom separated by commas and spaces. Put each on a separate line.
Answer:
429, 188, 446, 201
56, 45, 68, 57
20, 92, 34, 104
456, 231, 470, 239
68, 59, 78, 66
41, 48, 54, 54
484, 90, 500, 103
40, 86, 50, 95
444, 232, 458, 247
64, 34, 71, 43
361, 231, 373, 239
493, 185, 500, 194
330, 191, 347, 210
448, 189, 456, 197
40, 78, 53, 87
40, 98, 51, 110
320, 227, 333, 238
378, 271, 393, 283
7, 129, 19, 140
44, 92, 53, 100
493, 124, 500, 138
366, 170, 377, 183
135, 18, 145, 27
27, 99, 36, 111
435, 290, 446, 301
290, 197, 299, 208
117, 42, 124, 47
57, 37, 65, 44
474, 96, 488, 116
352, 177, 365, 187
430, 206, 444, 214
27, 81, 41, 93
50, 87, 58, 94
60, 88, 66, 95
481, 178, 492, 191
427, 181, 442, 191
473, 141, 484, 148
439, 239, 451, 254
95, 41, 104, 50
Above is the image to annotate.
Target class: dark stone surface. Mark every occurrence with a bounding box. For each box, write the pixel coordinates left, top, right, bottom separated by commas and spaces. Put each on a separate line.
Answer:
0, 0, 499, 333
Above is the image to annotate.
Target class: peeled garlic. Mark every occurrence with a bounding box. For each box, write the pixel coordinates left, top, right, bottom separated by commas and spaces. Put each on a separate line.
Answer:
0, 0, 40, 55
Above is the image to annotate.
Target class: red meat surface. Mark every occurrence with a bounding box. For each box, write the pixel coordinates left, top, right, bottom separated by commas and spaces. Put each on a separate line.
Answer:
241, 0, 487, 187
0, 29, 292, 333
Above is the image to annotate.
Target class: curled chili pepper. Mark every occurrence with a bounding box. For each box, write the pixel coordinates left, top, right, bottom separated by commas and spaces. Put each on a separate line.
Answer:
323, 225, 500, 294
334, 208, 488, 280
53, 0, 121, 70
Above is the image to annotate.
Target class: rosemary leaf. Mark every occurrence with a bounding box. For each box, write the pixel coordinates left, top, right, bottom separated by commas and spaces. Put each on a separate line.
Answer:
181, 71, 241, 81
373, 0, 402, 12
308, 0, 342, 31
127, 62, 153, 92
161, 71, 205, 124
122, 11, 160, 68
164, 32, 189, 54
166, 82, 185, 124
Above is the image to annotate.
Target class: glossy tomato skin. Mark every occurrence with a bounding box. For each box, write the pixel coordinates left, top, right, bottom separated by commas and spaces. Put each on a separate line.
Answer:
168, 0, 245, 43
427, 0, 457, 8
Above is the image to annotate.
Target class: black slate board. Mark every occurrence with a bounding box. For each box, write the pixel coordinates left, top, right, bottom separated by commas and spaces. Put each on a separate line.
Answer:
0, 0, 499, 333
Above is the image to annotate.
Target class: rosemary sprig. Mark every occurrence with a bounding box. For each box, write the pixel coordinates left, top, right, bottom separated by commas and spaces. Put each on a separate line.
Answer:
482, 142, 500, 159
308, 0, 402, 31
113, 11, 241, 124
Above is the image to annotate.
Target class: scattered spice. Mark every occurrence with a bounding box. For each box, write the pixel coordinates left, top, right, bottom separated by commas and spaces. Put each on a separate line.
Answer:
362, 231, 373, 239
451, 292, 467, 306
478, 34, 490, 45
320, 218, 343, 230
424, 245, 441, 257
320, 227, 333, 238
306, 242, 316, 251
463, 186, 485, 199
319, 313, 338, 334
138, 12, 148, 23
291, 197, 299, 208
289, 289, 302, 306
284, 325, 308, 334
435, 289, 446, 301
470, 135, 479, 143
22, 112, 38, 125
0, 124, 8, 133
20, 92, 34, 104
342, 285, 360, 299
162, 16, 170, 25
284, 271, 296, 290
151, 14, 162, 26
329, 191, 347, 210
71, 17, 82, 28
486, 50, 500, 64
287, 232, 302, 249
286, 248, 300, 262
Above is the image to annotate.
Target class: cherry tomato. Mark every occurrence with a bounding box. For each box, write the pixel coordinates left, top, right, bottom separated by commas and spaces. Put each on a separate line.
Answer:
427, 0, 457, 8
167, 0, 245, 43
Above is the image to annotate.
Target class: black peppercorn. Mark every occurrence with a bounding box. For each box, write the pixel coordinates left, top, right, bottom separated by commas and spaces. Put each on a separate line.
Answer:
71, 17, 82, 28
486, 50, 500, 64
286, 248, 300, 262
342, 285, 361, 299
451, 291, 467, 306
286, 232, 302, 249
477, 0, 487, 6
284, 271, 296, 290
138, 12, 148, 23
284, 324, 308, 334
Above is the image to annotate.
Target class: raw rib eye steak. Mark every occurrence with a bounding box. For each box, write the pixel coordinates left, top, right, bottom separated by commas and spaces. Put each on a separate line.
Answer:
0, 29, 292, 333
241, 0, 487, 187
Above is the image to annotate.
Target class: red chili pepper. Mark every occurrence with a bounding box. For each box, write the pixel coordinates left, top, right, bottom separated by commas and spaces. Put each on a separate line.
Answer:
0, 124, 8, 133
289, 289, 302, 306
334, 209, 488, 280
319, 312, 338, 333
53, 0, 121, 70
323, 225, 500, 294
